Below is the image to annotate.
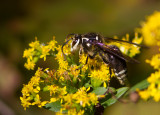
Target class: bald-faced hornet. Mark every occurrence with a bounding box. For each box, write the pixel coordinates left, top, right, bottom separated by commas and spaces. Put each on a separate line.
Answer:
62, 32, 141, 85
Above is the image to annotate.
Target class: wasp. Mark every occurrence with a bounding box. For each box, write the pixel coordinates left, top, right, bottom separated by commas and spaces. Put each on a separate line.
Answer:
62, 32, 142, 85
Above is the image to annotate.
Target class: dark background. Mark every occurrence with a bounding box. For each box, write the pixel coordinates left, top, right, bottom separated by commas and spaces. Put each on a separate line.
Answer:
0, 0, 160, 115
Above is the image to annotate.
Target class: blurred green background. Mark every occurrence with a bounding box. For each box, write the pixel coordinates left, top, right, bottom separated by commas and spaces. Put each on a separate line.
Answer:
0, 0, 160, 115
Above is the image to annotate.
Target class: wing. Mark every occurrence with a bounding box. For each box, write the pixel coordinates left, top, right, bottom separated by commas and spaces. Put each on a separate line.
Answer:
104, 37, 147, 48
94, 42, 140, 63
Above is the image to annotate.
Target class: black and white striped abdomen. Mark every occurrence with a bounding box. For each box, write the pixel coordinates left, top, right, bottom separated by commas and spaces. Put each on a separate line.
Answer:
114, 69, 127, 85
107, 45, 128, 85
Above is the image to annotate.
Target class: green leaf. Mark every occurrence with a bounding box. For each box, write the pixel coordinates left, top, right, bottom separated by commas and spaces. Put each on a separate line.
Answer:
84, 83, 92, 88
33, 57, 39, 63
129, 79, 149, 92
91, 78, 103, 88
43, 86, 49, 91
66, 85, 78, 93
101, 87, 129, 107
45, 101, 61, 112
92, 87, 107, 95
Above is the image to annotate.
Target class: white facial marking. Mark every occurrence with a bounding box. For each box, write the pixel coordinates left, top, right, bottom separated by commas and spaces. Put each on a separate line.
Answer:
82, 37, 89, 42
71, 39, 80, 52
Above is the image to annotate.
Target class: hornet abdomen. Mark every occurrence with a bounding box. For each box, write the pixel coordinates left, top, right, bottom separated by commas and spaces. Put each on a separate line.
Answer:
108, 45, 127, 85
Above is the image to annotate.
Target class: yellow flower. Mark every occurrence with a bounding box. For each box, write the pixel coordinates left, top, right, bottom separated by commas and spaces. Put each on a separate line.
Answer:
29, 37, 40, 49
47, 85, 59, 96
129, 46, 140, 57
79, 53, 87, 65
67, 108, 84, 115
47, 85, 66, 97
59, 60, 68, 70
24, 58, 35, 70
59, 86, 67, 97
20, 96, 32, 110
70, 87, 99, 107
103, 82, 107, 88
57, 68, 66, 76
72, 87, 89, 107
128, 33, 143, 57
56, 45, 69, 70
55, 46, 69, 81
21, 83, 40, 97
62, 39, 72, 55
21, 84, 32, 96
23, 48, 34, 60
88, 93, 99, 105
63, 94, 73, 105
41, 101, 48, 107
30, 76, 40, 86
138, 70, 160, 102
132, 33, 143, 44
147, 71, 160, 83
35, 68, 42, 77
32, 94, 41, 105
138, 90, 150, 101
50, 98, 57, 103
89, 64, 110, 82
70, 65, 80, 78
47, 36, 57, 51
32, 94, 48, 108
146, 54, 160, 69
153, 91, 160, 102
148, 83, 157, 96
40, 45, 50, 61
55, 112, 64, 115
140, 11, 160, 45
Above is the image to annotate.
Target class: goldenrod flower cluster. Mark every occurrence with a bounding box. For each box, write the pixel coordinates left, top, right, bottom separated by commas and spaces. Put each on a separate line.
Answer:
21, 34, 142, 114
137, 11, 160, 102
21, 37, 107, 114
139, 11, 160, 46
23, 37, 57, 70
138, 42, 160, 102
20, 68, 48, 110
